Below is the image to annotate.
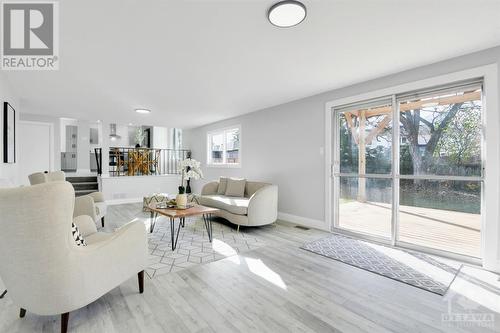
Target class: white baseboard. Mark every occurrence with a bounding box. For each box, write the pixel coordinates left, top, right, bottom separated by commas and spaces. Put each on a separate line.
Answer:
106, 197, 142, 205
278, 212, 328, 231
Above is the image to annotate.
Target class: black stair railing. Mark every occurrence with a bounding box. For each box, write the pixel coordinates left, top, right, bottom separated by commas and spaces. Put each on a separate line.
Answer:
94, 148, 102, 175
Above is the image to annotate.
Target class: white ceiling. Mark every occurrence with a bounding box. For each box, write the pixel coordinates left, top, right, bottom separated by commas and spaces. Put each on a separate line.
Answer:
5, 0, 500, 128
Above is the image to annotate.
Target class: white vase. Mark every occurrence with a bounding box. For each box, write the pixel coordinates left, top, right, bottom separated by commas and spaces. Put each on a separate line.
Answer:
176, 194, 187, 208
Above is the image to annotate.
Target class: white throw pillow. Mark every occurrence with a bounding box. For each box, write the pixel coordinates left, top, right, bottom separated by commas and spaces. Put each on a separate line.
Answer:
217, 177, 228, 195
225, 178, 246, 197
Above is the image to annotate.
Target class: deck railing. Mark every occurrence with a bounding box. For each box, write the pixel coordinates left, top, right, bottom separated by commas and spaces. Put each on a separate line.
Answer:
95, 147, 190, 176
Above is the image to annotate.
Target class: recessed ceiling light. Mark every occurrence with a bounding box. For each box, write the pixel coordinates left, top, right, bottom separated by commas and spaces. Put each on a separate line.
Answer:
268, 1, 306, 28
135, 108, 151, 114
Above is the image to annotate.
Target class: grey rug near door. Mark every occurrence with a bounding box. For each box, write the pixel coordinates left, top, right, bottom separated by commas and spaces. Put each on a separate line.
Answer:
301, 233, 461, 295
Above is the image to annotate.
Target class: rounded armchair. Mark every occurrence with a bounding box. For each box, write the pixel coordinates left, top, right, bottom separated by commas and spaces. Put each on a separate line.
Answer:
0, 181, 147, 332
28, 171, 108, 228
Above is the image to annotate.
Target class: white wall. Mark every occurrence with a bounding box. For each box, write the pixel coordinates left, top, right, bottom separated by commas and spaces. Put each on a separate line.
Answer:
186, 95, 326, 225
89, 122, 100, 149
186, 46, 500, 267
0, 73, 20, 185
109, 124, 132, 147
152, 126, 169, 149
100, 174, 181, 203
76, 120, 90, 172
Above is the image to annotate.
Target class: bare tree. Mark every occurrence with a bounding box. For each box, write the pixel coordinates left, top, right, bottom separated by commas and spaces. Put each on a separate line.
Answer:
400, 102, 463, 175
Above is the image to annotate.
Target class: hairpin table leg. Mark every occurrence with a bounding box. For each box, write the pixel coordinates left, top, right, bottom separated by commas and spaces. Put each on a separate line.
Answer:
202, 213, 213, 242
170, 217, 182, 251
0, 290, 7, 299
209, 214, 213, 242
150, 211, 158, 233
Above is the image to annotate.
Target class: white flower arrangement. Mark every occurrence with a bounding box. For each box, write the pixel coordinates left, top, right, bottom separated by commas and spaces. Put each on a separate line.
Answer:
185, 169, 202, 180
178, 158, 203, 191
178, 158, 203, 179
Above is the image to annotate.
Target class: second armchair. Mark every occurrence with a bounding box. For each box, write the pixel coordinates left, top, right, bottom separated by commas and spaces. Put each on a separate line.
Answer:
28, 171, 107, 228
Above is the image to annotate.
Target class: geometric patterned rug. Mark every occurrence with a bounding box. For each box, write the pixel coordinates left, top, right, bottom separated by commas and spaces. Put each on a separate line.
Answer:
301, 233, 462, 295
146, 215, 265, 278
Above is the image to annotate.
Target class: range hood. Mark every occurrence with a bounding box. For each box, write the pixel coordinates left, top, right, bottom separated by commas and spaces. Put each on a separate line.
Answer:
109, 123, 121, 140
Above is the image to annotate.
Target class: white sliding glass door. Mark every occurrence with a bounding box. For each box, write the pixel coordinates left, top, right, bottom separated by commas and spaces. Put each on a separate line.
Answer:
334, 98, 393, 239
397, 82, 483, 258
332, 79, 484, 259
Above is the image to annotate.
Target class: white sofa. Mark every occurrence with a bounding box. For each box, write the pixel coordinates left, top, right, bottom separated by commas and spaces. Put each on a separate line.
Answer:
0, 181, 147, 333
198, 180, 278, 230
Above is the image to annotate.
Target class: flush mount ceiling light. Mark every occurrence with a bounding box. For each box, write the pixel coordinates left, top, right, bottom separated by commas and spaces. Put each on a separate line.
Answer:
135, 108, 151, 114
268, 0, 306, 28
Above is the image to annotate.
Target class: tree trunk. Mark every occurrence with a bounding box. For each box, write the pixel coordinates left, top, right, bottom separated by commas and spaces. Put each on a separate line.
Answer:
421, 103, 463, 172
401, 110, 423, 175
400, 103, 463, 175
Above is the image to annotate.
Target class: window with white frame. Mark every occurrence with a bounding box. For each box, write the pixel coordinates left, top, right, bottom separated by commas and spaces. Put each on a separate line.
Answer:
207, 126, 241, 166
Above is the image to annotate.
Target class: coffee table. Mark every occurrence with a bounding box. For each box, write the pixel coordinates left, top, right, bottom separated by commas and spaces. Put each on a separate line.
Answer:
148, 203, 220, 251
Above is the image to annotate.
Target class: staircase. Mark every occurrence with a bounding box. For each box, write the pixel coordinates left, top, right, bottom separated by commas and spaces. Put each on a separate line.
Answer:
66, 176, 99, 197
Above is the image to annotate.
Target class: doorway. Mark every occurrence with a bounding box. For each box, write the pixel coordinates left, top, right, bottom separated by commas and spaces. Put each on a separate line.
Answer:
18, 121, 54, 185
331, 79, 483, 259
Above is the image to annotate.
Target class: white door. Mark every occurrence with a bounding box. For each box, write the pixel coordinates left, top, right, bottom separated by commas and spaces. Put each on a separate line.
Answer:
18, 121, 53, 185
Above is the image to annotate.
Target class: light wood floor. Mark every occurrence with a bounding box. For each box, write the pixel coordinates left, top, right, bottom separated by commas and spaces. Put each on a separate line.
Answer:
339, 201, 481, 257
0, 203, 498, 333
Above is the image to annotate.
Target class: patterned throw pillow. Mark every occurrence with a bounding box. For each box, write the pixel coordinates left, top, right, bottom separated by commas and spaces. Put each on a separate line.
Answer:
71, 223, 87, 246
143, 193, 170, 212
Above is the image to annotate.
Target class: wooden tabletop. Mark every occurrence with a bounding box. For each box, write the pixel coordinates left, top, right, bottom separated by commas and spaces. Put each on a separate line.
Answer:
148, 203, 220, 218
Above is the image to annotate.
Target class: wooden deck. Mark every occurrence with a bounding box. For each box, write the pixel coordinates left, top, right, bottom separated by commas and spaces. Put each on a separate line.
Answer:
339, 201, 481, 258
